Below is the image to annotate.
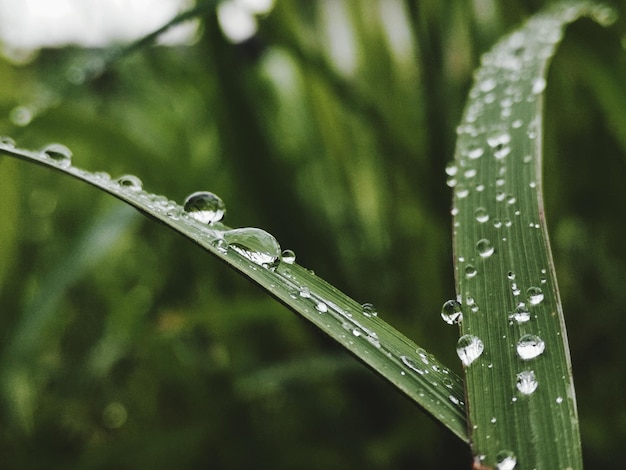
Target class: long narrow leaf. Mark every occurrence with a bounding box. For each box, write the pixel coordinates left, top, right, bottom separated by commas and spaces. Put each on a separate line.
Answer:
451, 2, 615, 468
0, 141, 468, 441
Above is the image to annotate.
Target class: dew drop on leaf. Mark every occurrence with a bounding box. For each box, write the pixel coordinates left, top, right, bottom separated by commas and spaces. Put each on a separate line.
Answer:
516, 334, 545, 360
531, 77, 546, 94
281, 249, 296, 264
41, 143, 72, 168
362, 303, 378, 317
526, 286, 544, 305
516, 370, 538, 395
441, 299, 463, 325
223, 227, 281, 267
456, 335, 484, 366
476, 239, 495, 258
474, 207, 489, 223
0, 136, 16, 147
508, 304, 530, 324
495, 449, 517, 470
465, 265, 477, 279
183, 191, 226, 224
116, 174, 143, 192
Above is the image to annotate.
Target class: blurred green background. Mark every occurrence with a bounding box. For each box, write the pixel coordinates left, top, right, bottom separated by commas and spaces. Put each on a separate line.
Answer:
1, 0, 626, 468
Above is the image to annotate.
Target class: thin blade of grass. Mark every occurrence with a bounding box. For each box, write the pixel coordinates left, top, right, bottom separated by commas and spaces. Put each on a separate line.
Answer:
451, 2, 615, 468
0, 142, 468, 441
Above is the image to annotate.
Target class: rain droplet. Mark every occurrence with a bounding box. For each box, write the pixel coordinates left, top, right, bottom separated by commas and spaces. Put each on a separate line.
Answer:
507, 271, 516, 280
223, 227, 281, 267
496, 449, 517, 470
362, 303, 378, 317
474, 207, 489, 223
445, 162, 458, 176
441, 299, 463, 325
556, 396, 563, 404
486, 130, 511, 149
41, 143, 72, 168
467, 144, 485, 160
456, 335, 484, 366
465, 265, 477, 279
183, 191, 226, 224
531, 77, 546, 94
401, 355, 424, 375
477, 239, 495, 258
281, 249, 296, 264
116, 174, 143, 192
299, 287, 311, 298
0, 136, 16, 147
516, 334, 545, 360
508, 304, 531, 324
315, 301, 328, 313
516, 370, 538, 395
526, 286, 544, 305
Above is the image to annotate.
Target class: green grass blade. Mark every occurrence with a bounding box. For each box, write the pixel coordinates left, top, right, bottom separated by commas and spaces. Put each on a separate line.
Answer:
451, 2, 615, 468
0, 142, 468, 441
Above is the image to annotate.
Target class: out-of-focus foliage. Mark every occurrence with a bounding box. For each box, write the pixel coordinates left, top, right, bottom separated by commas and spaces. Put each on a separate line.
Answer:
0, 1, 624, 468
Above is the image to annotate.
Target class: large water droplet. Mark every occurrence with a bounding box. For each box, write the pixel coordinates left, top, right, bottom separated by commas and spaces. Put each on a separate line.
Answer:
41, 143, 72, 168
116, 174, 143, 192
526, 286, 544, 305
516, 370, 538, 395
516, 334, 545, 360
183, 191, 226, 224
223, 227, 281, 267
441, 299, 463, 325
474, 207, 489, 223
477, 239, 495, 258
496, 449, 517, 470
456, 335, 484, 366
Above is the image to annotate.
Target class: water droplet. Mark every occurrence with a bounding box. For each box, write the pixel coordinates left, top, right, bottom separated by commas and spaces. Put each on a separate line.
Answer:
315, 302, 328, 313
493, 219, 502, 228
299, 287, 311, 298
281, 249, 296, 264
401, 355, 425, 375
474, 207, 489, 223
556, 396, 563, 404
362, 303, 378, 317
496, 449, 517, 470
441, 299, 463, 325
517, 334, 545, 360
445, 163, 458, 176
183, 191, 226, 224
457, 188, 469, 198
465, 265, 477, 279
116, 174, 143, 192
0, 136, 16, 147
506, 195, 517, 205
531, 77, 546, 94
456, 335, 484, 366
526, 286, 544, 305
507, 271, 516, 280
467, 144, 485, 160
490, 417, 497, 424
509, 304, 531, 323
486, 130, 511, 149
223, 227, 281, 267
516, 370, 538, 395
477, 239, 495, 258
41, 143, 72, 167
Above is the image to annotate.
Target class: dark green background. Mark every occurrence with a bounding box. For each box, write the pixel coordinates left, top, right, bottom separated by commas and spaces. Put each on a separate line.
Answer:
1, 1, 625, 467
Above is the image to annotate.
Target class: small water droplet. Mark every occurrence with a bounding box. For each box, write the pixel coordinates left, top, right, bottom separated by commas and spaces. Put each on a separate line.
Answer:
512, 119, 523, 128
531, 77, 546, 94
493, 219, 502, 228
445, 163, 458, 176
362, 303, 378, 317
516, 370, 538, 395
41, 143, 72, 168
474, 207, 489, 223
465, 265, 477, 279
507, 271, 516, 280
441, 299, 463, 325
223, 227, 281, 267
526, 286, 544, 305
299, 287, 311, 298
457, 187, 469, 198
401, 355, 424, 375
509, 304, 531, 324
486, 130, 511, 149
506, 195, 517, 205
456, 335, 484, 366
490, 417, 497, 424
116, 174, 143, 192
517, 334, 545, 360
0, 136, 16, 147
477, 239, 495, 258
315, 301, 328, 313
496, 449, 517, 470
281, 249, 296, 264
183, 191, 226, 224
556, 396, 563, 404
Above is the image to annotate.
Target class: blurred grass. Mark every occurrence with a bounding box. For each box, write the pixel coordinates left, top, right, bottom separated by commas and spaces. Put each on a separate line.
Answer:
0, 0, 625, 468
